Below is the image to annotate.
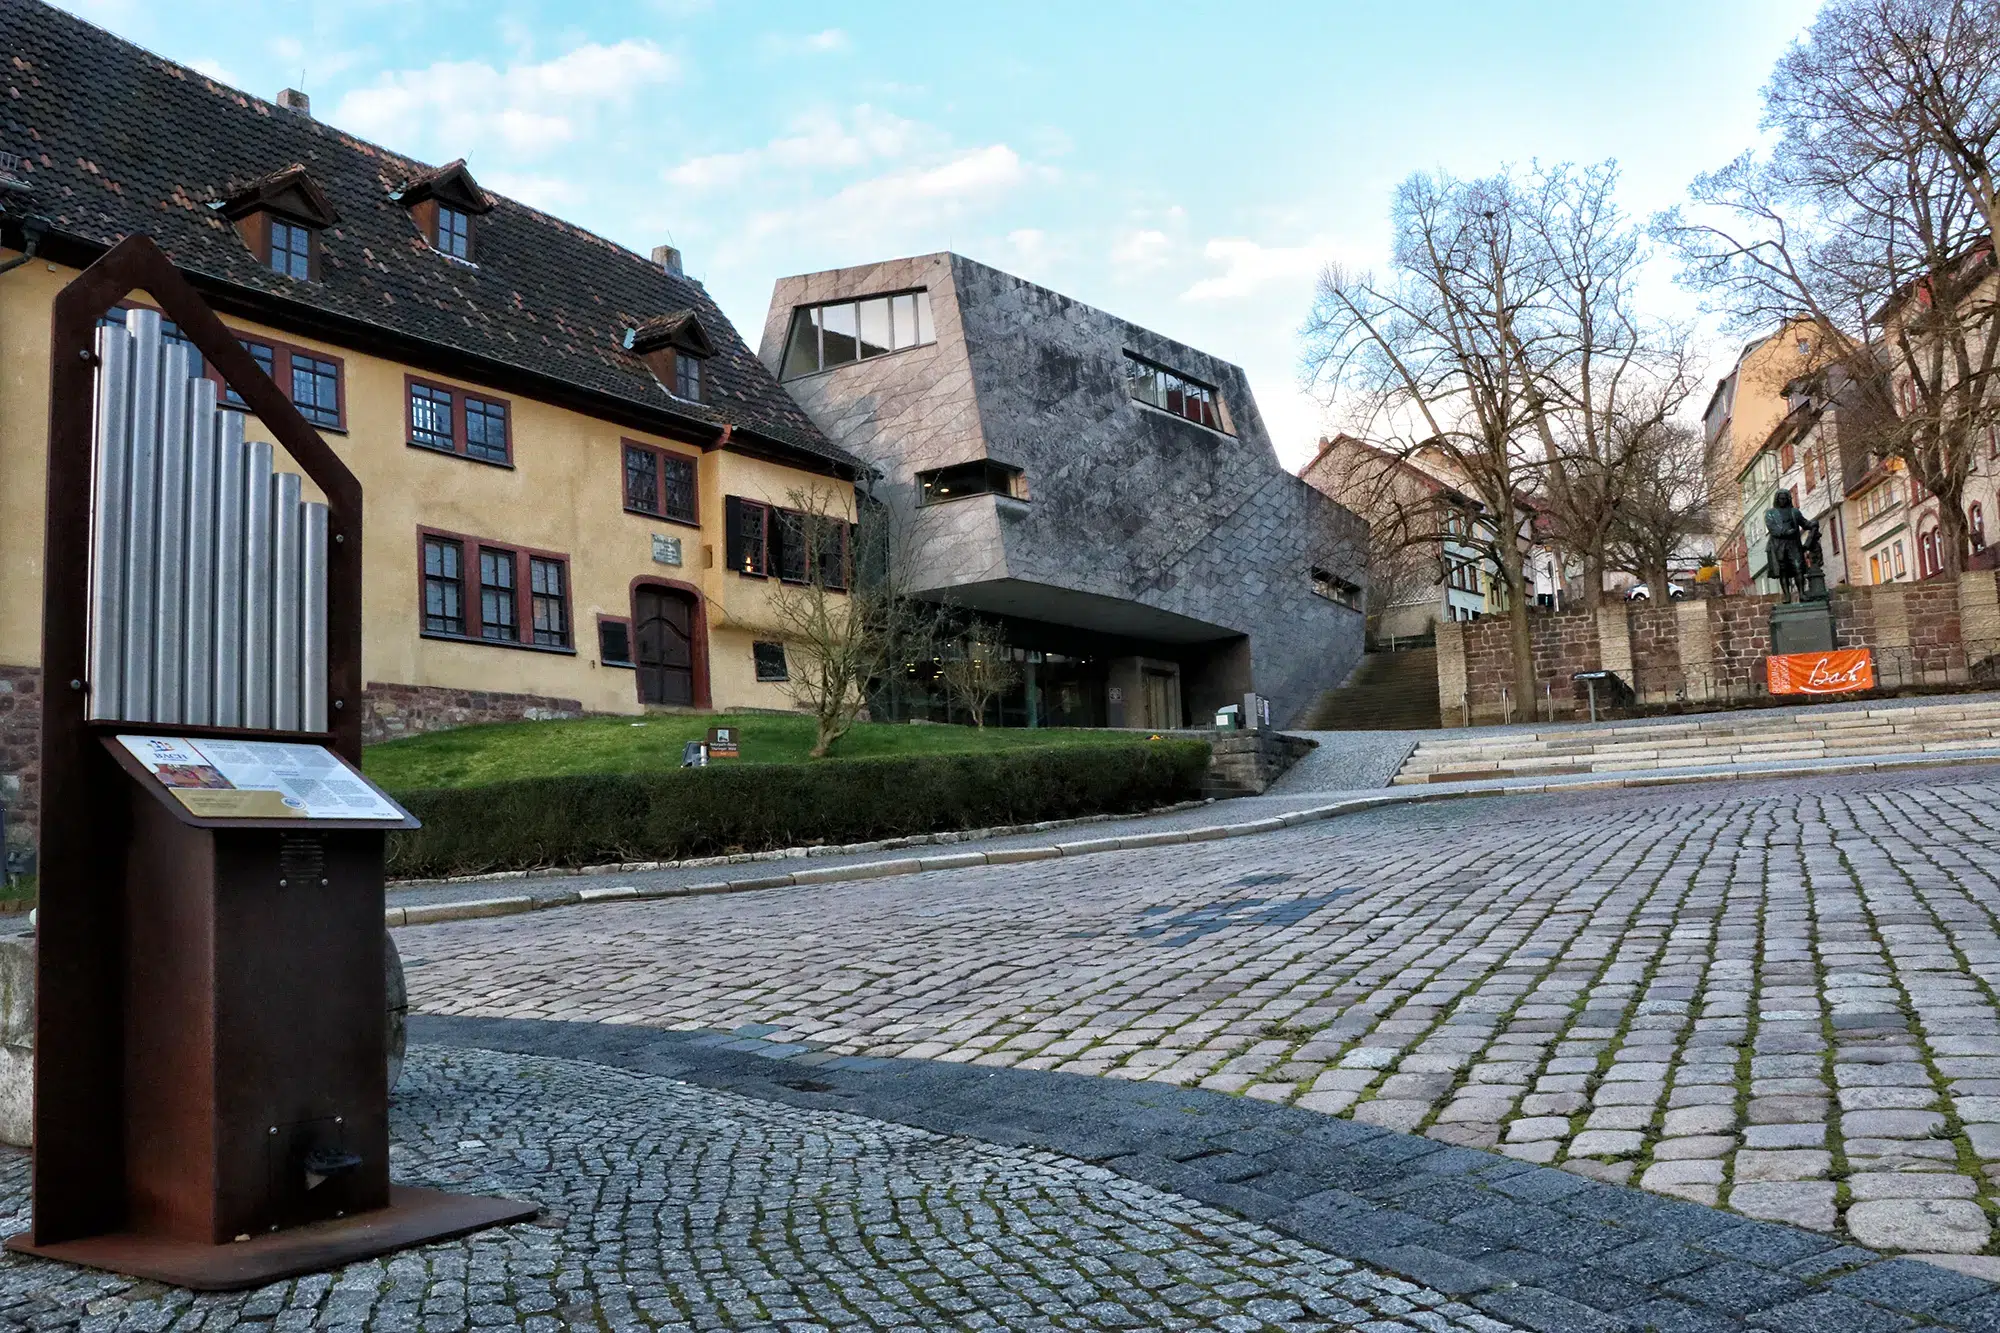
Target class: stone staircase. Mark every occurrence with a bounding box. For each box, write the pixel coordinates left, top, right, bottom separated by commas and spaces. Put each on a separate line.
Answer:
1391, 695, 2000, 785
1301, 646, 1441, 731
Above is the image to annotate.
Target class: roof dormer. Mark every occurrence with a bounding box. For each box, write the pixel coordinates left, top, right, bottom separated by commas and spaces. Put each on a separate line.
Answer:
217, 164, 339, 281
624, 311, 715, 403
393, 159, 492, 263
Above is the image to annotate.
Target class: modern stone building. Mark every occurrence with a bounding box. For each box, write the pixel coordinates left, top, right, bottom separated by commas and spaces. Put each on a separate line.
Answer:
758, 253, 1366, 729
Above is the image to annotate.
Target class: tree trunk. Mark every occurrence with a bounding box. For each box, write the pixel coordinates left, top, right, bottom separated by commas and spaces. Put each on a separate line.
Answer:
1645, 557, 1672, 605
1935, 482, 1970, 578
1580, 550, 1604, 613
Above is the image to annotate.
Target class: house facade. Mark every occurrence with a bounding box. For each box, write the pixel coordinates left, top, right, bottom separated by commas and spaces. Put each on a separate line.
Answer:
0, 0, 860, 867
757, 253, 1367, 730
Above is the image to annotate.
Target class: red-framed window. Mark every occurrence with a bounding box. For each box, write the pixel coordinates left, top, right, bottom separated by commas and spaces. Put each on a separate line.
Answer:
623, 441, 699, 525
723, 496, 851, 589
596, 615, 635, 667
406, 375, 512, 465
1918, 527, 1943, 579
1972, 504, 1987, 554
97, 305, 346, 431
418, 529, 573, 651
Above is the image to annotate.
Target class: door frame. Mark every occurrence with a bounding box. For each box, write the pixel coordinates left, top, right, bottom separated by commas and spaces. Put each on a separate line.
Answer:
629, 576, 711, 709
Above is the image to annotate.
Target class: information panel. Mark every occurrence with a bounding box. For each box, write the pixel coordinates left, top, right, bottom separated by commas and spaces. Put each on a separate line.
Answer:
117, 735, 406, 821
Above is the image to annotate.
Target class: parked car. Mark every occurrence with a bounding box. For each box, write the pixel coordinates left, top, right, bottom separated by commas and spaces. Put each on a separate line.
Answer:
1625, 582, 1689, 601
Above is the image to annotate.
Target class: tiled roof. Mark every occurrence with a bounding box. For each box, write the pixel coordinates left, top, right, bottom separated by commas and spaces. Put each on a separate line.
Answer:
0, 0, 856, 472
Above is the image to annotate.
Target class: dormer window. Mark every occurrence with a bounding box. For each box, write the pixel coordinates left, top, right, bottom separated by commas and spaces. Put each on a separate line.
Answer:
624, 311, 715, 405
394, 159, 492, 264
270, 219, 313, 279
436, 206, 471, 260
215, 164, 339, 284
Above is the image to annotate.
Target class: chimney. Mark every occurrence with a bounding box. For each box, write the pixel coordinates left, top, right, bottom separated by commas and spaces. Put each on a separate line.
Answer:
277, 88, 312, 117
651, 244, 683, 276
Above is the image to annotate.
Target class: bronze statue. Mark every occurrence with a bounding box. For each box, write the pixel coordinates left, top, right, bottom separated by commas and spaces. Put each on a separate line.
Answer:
1764, 488, 1821, 603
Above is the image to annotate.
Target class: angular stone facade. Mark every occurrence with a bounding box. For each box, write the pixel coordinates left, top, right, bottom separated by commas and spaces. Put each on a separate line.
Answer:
759, 254, 1366, 727
0, 667, 38, 880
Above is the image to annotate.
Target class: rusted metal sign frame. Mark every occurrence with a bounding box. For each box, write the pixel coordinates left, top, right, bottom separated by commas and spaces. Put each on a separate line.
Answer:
18, 235, 532, 1281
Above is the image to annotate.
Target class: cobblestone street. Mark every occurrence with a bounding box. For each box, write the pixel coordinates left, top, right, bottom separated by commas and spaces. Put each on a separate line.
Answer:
404, 767, 2000, 1267
0, 1048, 1511, 1332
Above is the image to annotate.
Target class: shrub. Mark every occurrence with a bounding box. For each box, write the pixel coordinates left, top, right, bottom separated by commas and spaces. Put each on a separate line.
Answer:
386, 739, 1211, 877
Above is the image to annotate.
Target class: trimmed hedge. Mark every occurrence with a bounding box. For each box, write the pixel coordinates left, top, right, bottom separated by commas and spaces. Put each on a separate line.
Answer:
385, 739, 1211, 878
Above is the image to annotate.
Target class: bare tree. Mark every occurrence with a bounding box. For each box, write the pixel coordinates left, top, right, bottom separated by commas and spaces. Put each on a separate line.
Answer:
1606, 418, 1715, 597
1515, 164, 1704, 610
1656, 0, 2000, 575
1303, 169, 1567, 708
937, 620, 1020, 728
765, 485, 943, 757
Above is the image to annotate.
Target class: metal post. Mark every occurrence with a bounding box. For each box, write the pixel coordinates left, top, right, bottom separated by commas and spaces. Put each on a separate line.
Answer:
183, 378, 219, 726
211, 412, 246, 727
301, 501, 329, 733
121, 310, 161, 720
151, 344, 191, 723
271, 470, 304, 732
242, 440, 274, 729
1586, 679, 1599, 723
86, 323, 130, 722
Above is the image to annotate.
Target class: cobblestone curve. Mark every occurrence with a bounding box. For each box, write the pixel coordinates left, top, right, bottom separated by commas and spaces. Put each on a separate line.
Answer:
0, 1048, 1513, 1332
401, 767, 2000, 1265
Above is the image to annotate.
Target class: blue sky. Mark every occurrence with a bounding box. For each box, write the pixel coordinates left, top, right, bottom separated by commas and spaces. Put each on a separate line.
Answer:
63, 0, 1822, 465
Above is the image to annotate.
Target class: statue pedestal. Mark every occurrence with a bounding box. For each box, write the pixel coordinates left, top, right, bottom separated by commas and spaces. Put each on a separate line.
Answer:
1771, 600, 1836, 655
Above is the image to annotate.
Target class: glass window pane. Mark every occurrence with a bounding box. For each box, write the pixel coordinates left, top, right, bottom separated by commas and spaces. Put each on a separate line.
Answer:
891, 293, 917, 350
662, 454, 697, 523
820, 302, 858, 366
466, 398, 507, 461
625, 445, 661, 514
782, 308, 822, 378
857, 297, 892, 358
410, 384, 453, 449
914, 290, 934, 345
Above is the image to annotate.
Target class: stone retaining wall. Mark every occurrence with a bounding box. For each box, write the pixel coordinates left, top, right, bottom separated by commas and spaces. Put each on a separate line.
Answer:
0, 668, 39, 881
362, 681, 584, 744
1437, 571, 2000, 726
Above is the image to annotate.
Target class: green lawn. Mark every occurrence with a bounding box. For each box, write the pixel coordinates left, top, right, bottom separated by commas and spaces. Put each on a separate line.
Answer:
362, 713, 1148, 791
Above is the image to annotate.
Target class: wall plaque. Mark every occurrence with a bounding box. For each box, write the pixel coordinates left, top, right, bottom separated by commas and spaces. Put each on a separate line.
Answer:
651, 534, 683, 567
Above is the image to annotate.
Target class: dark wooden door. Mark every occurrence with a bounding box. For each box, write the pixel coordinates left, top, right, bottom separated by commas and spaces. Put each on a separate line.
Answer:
633, 586, 694, 706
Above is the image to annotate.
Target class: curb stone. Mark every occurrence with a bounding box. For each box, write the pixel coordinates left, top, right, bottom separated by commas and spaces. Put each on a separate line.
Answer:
384, 751, 2000, 929
412, 1015, 2000, 1332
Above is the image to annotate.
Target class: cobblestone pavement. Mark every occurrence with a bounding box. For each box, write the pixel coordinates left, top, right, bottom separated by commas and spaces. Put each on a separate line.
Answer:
402, 766, 2000, 1268
0, 1047, 1514, 1332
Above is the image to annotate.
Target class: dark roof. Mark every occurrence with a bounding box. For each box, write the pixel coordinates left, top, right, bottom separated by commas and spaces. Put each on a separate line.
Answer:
0, 0, 855, 474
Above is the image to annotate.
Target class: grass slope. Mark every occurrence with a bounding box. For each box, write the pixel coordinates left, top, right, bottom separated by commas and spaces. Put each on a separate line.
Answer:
362, 713, 1146, 791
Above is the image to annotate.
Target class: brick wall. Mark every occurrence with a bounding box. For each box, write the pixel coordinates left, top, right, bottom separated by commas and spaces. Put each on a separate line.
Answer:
0, 668, 38, 879
1436, 571, 2000, 725
362, 681, 585, 744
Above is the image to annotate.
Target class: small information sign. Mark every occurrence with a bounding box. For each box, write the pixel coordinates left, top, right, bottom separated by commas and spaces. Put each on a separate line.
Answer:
117, 735, 407, 820
705, 726, 739, 759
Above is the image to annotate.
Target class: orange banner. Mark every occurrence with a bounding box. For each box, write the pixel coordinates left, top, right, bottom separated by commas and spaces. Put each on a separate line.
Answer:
1767, 648, 1875, 695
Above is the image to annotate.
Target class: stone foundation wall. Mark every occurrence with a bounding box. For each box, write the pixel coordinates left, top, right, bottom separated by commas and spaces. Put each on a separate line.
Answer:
0, 668, 39, 880
1437, 571, 2000, 726
362, 681, 585, 744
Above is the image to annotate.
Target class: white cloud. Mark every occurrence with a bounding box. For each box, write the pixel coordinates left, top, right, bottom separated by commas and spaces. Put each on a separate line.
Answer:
333, 40, 678, 158
478, 171, 582, 212
1008, 228, 1048, 261
667, 106, 927, 189
744, 144, 1035, 248
1180, 237, 1331, 303
759, 27, 851, 57
189, 57, 240, 86
1110, 228, 1172, 273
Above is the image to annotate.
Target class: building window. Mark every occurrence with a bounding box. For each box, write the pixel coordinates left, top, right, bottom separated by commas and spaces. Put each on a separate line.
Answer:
410, 383, 454, 450
1973, 504, 1987, 554
818, 521, 851, 592
405, 377, 510, 463
753, 641, 789, 682
436, 205, 471, 260
1894, 541, 1907, 577
479, 547, 518, 641
781, 289, 936, 378
291, 354, 341, 428
422, 537, 465, 635
421, 531, 573, 652
1828, 509, 1842, 555
1870, 553, 1882, 583
1779, 441, 1795, 471
725, 496, 769, 576
598, 617, 634, 667
673, 352, 702, 402
269, 219, 314, 280
1311, 567, 1361, 609
529, 557, 570, 648
917, 460, 1028, 505
623, 442, 698, 524
1123, 353, 1234, 434
772, 509, 810, 584
465, 397, 509, 463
